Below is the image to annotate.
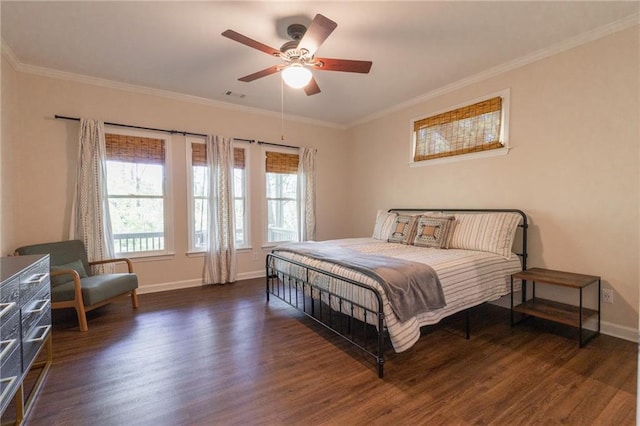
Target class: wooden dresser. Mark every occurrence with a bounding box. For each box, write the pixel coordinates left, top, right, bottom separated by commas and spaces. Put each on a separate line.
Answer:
0, 255, 53, 425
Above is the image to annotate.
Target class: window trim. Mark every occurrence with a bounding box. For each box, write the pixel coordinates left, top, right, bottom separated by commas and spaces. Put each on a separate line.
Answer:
104, 125, 174, 258
186, 137, 250, 252
409, 88, 511, 167
186, 136, 203, 253
262, 145, 300, 246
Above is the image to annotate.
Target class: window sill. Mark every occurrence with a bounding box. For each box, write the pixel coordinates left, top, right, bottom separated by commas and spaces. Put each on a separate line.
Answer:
409, 147, 510, 167
186, 247, 253, 258
124, 253, 175, 263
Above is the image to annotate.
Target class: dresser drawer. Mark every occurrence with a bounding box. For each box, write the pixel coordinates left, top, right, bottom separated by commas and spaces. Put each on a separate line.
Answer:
0, 338, 20, 376
22, 286, 51, 339
0, 300, 19, 330
0, 276, 20, 306
0, 339, 21, 412
22, 314, 51, 371
19, 257, 49, 304
0, 309, 20, 343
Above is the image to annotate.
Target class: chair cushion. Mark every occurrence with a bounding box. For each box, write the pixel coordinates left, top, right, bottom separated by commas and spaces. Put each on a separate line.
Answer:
50, 260, 88, 287
51, 273, 138, 306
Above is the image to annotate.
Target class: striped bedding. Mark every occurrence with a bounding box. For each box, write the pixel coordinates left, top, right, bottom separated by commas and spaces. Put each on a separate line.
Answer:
271, 237, 522, 353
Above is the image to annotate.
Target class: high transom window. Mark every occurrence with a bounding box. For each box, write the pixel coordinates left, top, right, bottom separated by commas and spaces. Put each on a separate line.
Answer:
412, 91, 509, 165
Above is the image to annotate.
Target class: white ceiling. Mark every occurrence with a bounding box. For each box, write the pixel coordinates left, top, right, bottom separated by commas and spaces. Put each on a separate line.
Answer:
2, 1, 638, 128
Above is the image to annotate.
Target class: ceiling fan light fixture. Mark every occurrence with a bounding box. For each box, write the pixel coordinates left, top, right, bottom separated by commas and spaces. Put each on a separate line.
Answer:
281, 64, 312, 89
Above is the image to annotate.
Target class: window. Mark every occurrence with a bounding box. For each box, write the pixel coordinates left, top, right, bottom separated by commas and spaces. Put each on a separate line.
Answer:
265, 149, 299, 244
105, 131, 172, 256
188, 140, 249, 252
411, 90, 509, 165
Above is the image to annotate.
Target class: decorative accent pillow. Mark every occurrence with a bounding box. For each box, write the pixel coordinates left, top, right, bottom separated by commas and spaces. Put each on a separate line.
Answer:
372, 210, 397, 240
448, 212, 522, 258
413, 215, 456, 249
388, 215, 419, 244
50, 259, 88, 287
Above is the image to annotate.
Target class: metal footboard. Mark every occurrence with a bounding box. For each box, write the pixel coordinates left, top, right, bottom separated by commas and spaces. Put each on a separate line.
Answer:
266, 253, 387, 378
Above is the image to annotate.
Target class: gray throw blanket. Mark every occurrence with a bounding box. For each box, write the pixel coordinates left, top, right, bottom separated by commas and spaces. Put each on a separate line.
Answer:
273, 242, 446, 322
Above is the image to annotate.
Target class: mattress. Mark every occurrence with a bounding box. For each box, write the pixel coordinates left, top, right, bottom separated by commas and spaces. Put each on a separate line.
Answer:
271, 237, 522, 352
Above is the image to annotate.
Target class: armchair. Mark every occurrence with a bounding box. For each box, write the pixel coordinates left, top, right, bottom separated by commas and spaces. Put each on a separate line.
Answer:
15, 240, 138, 331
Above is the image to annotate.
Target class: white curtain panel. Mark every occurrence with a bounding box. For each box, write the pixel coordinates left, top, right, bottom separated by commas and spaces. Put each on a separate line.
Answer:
203, 135, 237, 284
71, 118, 115, 274
297, 147, 317, 241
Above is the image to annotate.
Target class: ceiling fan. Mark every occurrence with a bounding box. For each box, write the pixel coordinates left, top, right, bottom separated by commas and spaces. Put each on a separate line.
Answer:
222, 14, 372, 96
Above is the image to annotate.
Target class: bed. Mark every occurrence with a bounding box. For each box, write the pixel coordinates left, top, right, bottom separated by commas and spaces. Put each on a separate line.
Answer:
265, 208, 528, 378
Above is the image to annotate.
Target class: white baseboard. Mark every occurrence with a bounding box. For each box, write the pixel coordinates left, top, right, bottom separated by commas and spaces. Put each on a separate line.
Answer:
137, 278, 202, 294
600, 321, 638, 343
137, 270, 266, 295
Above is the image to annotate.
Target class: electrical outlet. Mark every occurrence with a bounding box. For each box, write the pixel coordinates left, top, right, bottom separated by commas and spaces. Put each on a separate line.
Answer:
602, 288, 614, 304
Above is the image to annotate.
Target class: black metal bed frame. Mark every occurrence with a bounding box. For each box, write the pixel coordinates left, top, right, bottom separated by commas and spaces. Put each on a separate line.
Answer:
265, 208, 528, 378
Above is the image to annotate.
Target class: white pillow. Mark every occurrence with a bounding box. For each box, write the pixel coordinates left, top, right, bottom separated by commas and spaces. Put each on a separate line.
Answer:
448, 212, 522, 258
372, 210, 397, 240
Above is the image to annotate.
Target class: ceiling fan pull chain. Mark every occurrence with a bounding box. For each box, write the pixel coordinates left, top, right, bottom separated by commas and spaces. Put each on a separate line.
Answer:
280, 78, 285, 141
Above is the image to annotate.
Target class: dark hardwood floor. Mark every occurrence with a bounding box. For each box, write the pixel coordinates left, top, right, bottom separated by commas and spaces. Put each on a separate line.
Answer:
11, 278, 637, 425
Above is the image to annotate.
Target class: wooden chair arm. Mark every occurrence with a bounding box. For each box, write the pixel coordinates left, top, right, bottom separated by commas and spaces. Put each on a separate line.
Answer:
89, 258, 134, 273
49, 269, 84, 305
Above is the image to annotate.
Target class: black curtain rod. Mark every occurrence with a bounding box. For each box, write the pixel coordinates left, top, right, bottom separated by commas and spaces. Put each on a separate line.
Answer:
54, 115, 255, 143
257, 140, 300, 150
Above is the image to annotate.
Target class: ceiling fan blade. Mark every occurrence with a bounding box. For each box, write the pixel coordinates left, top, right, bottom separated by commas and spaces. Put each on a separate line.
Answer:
297, 14, 337, 57
304, 77, 321, 96
238, 65, 281, 82
312, 57, 372, 74
222, 29, 281, 57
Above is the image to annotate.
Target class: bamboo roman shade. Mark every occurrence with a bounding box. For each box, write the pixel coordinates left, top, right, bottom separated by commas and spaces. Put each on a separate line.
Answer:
191, 143, 245, 169
413, 96, 503, 162
105, 134, 165, 164
265, 151, 299, 174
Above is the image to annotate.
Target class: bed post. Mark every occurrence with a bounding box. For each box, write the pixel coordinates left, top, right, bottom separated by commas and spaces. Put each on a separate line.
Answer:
265, 254, 271, 302
465, 309, 470, 339
377, 307, 385, 378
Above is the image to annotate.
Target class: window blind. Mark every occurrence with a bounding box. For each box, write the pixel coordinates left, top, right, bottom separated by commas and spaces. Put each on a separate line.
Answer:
105, 134, 165, 164
265, 151, 299, 174
191, 143, 246, 169
413, 96, 503, 162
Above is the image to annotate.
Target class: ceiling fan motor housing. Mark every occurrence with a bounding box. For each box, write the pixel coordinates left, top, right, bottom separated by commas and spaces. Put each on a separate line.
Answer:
280, 40, 299, 53
286, 23, 307, 41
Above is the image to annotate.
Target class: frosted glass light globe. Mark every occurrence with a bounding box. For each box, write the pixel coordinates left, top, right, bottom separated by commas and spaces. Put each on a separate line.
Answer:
282, 64, 312, 89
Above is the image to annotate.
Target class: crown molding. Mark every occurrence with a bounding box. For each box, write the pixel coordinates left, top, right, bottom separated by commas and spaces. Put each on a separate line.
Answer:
349, 13, 640, 128
1, 39, 20, 71
0, 41, 346, 131
3, 13, 637, 132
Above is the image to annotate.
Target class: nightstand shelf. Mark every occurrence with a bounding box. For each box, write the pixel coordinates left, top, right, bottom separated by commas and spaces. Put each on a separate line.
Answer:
510, 267, 600, 347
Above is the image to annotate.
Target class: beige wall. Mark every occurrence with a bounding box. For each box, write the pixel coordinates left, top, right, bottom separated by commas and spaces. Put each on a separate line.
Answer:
0, 58, 351, 291
2, 26, 638, 337
1, 55, 19, 254
346, 27, 639, 336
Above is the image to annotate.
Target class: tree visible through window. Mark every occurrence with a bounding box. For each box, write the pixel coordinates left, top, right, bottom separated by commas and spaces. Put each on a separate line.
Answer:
189, 141, 248, 251
265, 150, 299, 244
105, 133, 168, 255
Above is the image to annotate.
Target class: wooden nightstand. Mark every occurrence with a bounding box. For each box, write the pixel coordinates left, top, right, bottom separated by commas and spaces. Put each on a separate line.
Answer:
510, 267, 600, 347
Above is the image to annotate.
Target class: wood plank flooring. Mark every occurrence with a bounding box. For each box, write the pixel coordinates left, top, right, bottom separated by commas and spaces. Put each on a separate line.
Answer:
11, 278, 637, 425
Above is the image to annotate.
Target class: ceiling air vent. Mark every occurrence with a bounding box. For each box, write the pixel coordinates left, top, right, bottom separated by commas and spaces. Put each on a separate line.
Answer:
225, 90, 246, 98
